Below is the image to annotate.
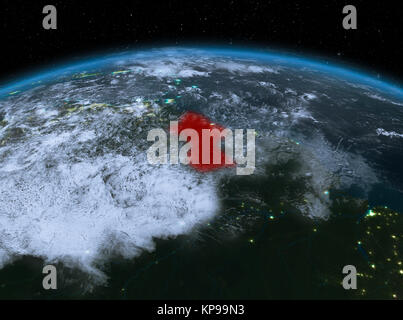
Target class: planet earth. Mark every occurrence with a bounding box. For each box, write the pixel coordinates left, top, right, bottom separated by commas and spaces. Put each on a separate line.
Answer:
0, 47, 401, 299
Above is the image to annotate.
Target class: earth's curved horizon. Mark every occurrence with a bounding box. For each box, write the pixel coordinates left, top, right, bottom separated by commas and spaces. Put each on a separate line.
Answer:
1, 46, 403, 99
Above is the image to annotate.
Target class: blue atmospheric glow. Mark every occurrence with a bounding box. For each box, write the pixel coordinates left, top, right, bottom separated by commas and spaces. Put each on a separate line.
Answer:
0, 46, 402, 99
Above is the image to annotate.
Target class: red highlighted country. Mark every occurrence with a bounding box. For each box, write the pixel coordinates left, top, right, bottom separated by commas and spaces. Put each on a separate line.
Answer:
171, 111, 235, 172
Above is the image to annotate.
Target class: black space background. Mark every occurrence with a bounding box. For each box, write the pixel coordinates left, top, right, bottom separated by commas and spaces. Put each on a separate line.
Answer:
0, 0, 402, 85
